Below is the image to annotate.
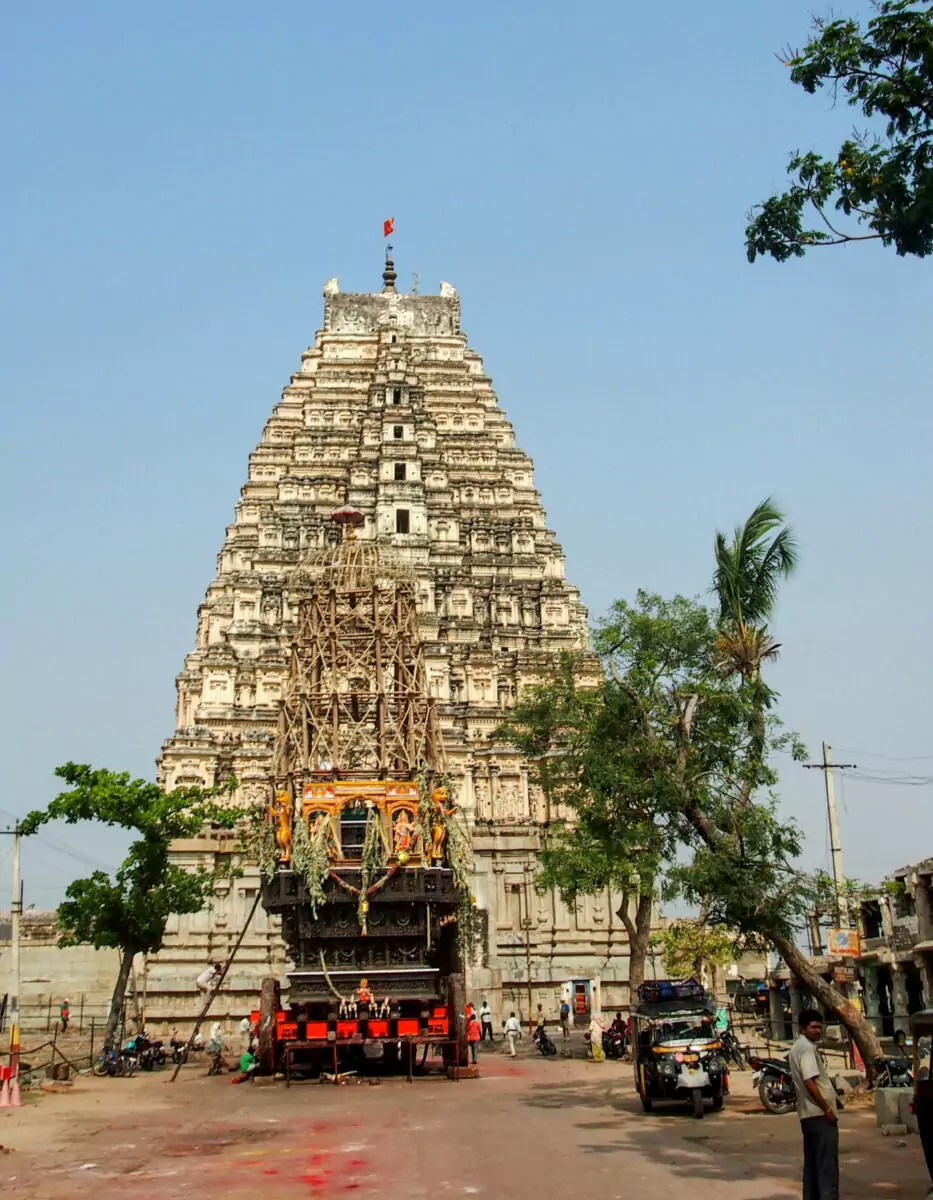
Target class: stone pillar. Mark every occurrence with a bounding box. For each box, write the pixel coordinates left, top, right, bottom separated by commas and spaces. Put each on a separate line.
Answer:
789, 977, 804, 1033
916, 950, 933, 1009
891, 964, 911, 1037
768, 982, 785, 1041
915, 875, 933, 943
861, 966, 883, 1034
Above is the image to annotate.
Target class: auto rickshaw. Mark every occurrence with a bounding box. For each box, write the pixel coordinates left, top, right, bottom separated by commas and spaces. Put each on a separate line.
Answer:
910, 1009, 933, 1185
631, 978, 728, 1119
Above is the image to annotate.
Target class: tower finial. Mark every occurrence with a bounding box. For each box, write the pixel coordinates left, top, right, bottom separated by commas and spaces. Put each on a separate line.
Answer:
383, 244, 397, 293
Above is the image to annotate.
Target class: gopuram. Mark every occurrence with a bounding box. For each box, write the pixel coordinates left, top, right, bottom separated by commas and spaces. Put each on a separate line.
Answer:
149, 255, 639, 1027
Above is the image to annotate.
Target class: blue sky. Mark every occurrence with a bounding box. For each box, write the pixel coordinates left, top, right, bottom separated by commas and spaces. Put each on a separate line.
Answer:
2, 1, 931, 907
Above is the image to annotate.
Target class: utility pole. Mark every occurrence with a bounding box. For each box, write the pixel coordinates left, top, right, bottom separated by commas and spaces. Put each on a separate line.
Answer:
0, 825, 22, 1036
0, 823, 23, 1096
11, 823, 20, 1038
804, 743, 857, 929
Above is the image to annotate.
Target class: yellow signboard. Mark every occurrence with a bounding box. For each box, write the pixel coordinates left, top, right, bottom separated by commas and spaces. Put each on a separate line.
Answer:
827, 928, 861, 957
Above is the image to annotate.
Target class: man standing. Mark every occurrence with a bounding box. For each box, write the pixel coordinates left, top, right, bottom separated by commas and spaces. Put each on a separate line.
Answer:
559, 998, 571, 1039
788, 1009, 839, 1199
479, 1000, 494, 1042
60, 998, 70, 1034
504, 1011, 521, 1057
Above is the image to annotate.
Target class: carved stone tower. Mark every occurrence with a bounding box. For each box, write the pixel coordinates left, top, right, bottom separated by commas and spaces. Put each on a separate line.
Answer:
152, 263, 635, 1026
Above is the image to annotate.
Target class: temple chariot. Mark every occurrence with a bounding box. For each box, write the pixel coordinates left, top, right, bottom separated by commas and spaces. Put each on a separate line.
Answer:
252, 508, 470, 1077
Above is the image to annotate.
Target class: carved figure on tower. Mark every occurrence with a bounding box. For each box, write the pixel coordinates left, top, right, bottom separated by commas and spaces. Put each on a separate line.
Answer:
271, 791, 292, 863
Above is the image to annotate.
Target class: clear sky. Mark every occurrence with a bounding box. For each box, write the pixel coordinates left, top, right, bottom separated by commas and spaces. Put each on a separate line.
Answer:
2, 1, 931, 909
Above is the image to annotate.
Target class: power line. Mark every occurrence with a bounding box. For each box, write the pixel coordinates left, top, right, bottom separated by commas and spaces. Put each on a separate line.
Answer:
835, 746, 933, 763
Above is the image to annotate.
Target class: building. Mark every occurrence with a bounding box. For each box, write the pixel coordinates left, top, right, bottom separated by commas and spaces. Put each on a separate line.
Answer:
144, 257, 637, 1028
856, 858, 933, 1036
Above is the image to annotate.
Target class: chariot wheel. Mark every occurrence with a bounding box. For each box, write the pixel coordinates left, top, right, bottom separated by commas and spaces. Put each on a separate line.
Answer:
257, 976, 281, 1076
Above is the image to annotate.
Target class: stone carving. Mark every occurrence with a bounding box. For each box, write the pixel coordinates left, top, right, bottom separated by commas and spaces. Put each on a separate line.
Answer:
155, 264, 615, 1018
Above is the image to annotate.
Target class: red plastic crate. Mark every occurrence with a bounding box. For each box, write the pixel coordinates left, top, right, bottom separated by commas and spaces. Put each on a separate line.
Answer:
336, 1020, 359, 1038
306, 1021, 328, 1039
427, 1018, 449, 1035
278, 1022, 298, 1040
276, 1010, 287, 1024
432, 1006, 447, 1018
367, 1020, 389, 1038
397, 1018, 419, 1036
249, 1010, 260, 1025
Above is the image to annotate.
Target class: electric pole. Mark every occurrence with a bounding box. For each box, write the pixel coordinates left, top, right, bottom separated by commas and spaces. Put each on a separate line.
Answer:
804, 743, 857, 929
11, 822, 20, 1034
1, 823, 22, 1071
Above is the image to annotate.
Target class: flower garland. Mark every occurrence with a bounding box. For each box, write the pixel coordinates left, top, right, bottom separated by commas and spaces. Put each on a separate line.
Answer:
238, 802, 279, 883
291, 810, 338, 918
327, 863, 399, 935
416, 769, 478, 961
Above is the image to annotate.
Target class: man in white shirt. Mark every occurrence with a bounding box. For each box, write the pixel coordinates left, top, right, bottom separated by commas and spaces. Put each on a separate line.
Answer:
504, 1011, 521, 1057
788, 1009, 839, 1199
196, 963, 223, 993
480, 1000, 494, 1042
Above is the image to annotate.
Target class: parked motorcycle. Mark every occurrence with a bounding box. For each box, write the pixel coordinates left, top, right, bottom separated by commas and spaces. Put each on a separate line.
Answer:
93, 1045, 136, 1078
720, 1027, 746, 1070
602, 1029, 626, 1060
170, 1034, 189, 1066
532, 1025, 558, 1057
750, 1055, 796, 1115
873, 1056, 912, 1088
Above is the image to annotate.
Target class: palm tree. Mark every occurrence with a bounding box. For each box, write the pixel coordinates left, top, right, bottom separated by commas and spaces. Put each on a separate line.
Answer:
712, 497, 798, 684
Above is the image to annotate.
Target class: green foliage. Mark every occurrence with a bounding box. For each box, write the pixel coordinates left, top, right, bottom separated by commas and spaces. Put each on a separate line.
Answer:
713, 498, 798, 632
416, 769, 476, 961
22, 763, 238, 957
654, 920, 738, 981
290, 811, 336, 918
747, 1, 933, 261
239, 803, 279, 883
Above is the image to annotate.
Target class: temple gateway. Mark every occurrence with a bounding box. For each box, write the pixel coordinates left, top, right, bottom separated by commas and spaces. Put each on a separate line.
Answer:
149, 258, 642, 1027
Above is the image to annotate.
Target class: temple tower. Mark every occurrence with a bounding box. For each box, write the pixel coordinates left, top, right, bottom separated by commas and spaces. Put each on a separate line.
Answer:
152, 260, 635, 1026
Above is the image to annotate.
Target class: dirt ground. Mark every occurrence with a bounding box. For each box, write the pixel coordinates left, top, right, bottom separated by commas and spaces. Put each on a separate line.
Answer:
1, 1045, 928, 1198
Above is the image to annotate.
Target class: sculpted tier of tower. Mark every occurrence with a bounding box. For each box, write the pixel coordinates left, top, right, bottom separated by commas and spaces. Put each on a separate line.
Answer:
155, 264, 635, 1022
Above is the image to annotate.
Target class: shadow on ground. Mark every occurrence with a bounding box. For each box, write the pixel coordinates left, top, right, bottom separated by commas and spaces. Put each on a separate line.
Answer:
521, 1071, 927, 1199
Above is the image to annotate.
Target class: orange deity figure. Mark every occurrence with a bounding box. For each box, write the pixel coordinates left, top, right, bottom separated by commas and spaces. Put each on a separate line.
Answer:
393, 809, 414, 855
430, 788, 453, 866
271, 791, 292, 863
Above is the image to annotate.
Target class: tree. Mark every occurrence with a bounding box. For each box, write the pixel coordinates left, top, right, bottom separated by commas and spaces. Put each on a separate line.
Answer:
503, 502, 886, 1067
712, 497, 798, 795
500, 594, 718, 997
655, 919, 737, 989
681, 500, 885, 1065
746, 2, 933, 262
21, 764, 238, 1049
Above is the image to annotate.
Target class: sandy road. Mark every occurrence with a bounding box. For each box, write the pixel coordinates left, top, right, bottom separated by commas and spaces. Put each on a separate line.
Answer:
0, 1050, 927, 1198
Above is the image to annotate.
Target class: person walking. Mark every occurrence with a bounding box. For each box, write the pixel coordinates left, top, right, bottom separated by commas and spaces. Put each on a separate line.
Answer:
788, 1008, 839, 1199
467, 1011, 481, 1064
60, 998, 70, 1034
479, 1000, 494, 1042
559, 999, 571, 1039
504, 1011, 521, 1058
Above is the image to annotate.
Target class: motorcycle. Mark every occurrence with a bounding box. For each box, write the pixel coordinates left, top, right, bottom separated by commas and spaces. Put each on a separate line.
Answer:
873, 1056, 912, 1089
532, 1026, 558, 1057
720, 1027, 746, 1070
602, 1029, 626, 1060
750, 1055, 796, 1114
93, 1045, 135, 1078
170, 1034, 189, 1066
124, 1032, 161, 1070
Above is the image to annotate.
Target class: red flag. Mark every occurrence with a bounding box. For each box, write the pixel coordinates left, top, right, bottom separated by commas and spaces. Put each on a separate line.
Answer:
383, 217, 395, 238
